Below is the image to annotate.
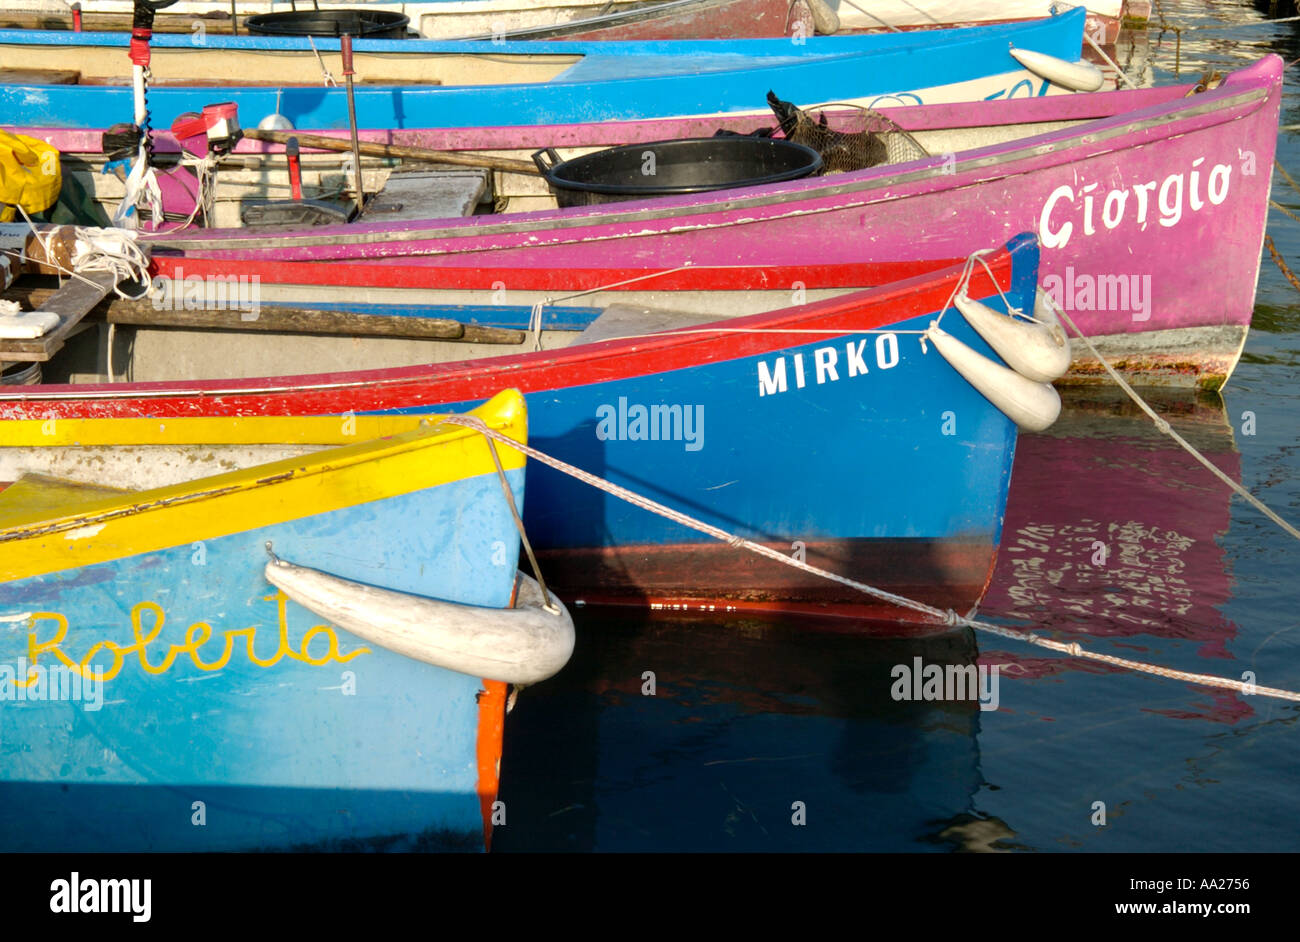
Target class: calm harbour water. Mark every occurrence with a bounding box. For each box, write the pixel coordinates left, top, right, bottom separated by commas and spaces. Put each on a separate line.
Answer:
495, 1, 1300, 853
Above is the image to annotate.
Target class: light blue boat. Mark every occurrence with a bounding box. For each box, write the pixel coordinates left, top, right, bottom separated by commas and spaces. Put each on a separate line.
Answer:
0, 391, 573, 852
0, 9, 1089, 128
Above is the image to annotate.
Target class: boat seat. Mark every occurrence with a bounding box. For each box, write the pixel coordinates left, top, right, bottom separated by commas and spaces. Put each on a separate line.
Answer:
578, 303, 720, 346
360, 169, 490, 221
0, 473, 131, 530
0, 269, 121, 363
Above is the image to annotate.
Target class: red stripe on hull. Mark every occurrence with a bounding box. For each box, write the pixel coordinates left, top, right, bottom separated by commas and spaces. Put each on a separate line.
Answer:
149, 256, 963, 294
3, 251, 1012, 418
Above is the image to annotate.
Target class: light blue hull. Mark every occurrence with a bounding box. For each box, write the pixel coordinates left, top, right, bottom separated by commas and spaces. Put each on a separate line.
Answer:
0, 10, 1085, 127
0, 469, 525, 852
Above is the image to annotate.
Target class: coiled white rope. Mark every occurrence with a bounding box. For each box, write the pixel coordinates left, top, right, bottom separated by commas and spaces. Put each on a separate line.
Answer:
10, 209, 151, 302
443, 415, 1300, 704
66, 229, 152, 300
173, 153, 218, 231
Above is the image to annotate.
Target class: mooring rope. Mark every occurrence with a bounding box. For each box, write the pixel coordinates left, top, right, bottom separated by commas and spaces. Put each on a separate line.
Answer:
1264, 233, 1300, 293
1052, 305, 1300, 543
1264, 163, 1300, 289
475, 428, 561, 616
1082, 29, 1141, 90
1159, 14, 1300, 30
1275, 159, 1300, 197
442, 415, 1300, 704
1270, 199, 1300, 226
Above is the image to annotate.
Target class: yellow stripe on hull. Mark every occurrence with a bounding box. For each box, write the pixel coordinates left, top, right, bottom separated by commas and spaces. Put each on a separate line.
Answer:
0, 389, 526, 582
3, 412, 446, 447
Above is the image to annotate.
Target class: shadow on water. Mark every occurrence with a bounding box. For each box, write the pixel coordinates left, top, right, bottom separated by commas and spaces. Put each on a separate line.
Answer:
495, 611, 1006, 852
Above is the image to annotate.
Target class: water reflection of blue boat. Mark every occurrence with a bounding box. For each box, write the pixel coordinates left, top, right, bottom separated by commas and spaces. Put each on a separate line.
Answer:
495, 613, 992, 852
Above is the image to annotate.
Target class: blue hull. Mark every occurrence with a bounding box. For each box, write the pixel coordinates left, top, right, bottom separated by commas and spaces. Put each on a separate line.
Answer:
372, 239, 1040, 617
0, 11, 1085, 127
0, 470, 525, 852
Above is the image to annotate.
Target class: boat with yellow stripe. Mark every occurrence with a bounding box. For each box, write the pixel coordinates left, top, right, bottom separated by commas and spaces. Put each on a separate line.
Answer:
0, 388, 574, 852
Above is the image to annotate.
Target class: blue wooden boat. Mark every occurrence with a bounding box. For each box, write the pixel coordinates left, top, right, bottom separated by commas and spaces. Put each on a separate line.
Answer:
0, 10, 1092, 128
0, 235, 1053, 627
0, 390, 575, 852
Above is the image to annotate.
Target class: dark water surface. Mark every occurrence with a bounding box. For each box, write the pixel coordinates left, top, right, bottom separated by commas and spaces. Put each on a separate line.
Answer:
495, 1, 1300, 852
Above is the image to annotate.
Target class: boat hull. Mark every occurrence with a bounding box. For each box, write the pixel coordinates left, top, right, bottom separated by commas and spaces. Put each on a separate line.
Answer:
0, 12, 1089, 128
98, 56, 1280, 391
0, 238, 1042, 626
831, 0, 1129, 45
0, 0, 814, 40
0, 395, 528, 852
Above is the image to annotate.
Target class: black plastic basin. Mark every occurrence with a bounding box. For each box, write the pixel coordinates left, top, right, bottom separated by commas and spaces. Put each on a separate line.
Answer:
244, 10, 410, 38
534, 137, 823, 208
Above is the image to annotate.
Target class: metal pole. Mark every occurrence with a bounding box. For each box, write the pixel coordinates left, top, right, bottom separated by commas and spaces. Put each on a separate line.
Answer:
340, 33, 365, 210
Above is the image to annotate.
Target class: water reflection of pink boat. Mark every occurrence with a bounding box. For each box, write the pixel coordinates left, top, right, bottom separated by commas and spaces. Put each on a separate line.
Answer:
980, 389, 1243, 707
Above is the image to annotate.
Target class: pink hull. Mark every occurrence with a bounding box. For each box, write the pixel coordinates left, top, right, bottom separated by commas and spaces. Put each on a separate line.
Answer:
44, 56, 1279, 388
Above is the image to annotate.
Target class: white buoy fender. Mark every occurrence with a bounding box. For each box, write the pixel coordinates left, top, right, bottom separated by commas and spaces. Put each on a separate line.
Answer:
257, 113, 295, 131
804, 0, 841, 35
1008, 47, 1105, 92
953, 291, 1071, 383
265, 559, 575, 685
926, 324, 1061, 432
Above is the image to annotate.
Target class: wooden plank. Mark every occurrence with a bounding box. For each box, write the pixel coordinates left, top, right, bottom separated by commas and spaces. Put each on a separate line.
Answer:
0, 68, 81, 85
578, 303, 719, 345
0, 474, 132, 526
0, 271, 119, 362
362, 170, 490, 221
1, 283, 526, 344
244, 128, 540, 176
102, 305, 525, 344
0, 12, 236, 34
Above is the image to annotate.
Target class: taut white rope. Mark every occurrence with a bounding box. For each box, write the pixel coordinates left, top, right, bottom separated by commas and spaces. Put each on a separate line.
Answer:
443, 415, 1300, 704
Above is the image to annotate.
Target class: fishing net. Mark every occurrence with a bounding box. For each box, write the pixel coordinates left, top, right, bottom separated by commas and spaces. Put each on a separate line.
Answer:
741, 91, 931, 175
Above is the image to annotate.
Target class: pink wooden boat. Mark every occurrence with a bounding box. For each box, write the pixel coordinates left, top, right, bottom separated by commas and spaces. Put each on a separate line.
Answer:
17, 55, 1283, 389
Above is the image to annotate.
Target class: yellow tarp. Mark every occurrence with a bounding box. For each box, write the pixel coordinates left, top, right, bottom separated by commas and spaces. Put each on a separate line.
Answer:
0, 130, 61, 222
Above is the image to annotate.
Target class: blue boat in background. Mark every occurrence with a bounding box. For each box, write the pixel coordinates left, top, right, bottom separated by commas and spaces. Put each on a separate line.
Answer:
0, 10, 1092, 128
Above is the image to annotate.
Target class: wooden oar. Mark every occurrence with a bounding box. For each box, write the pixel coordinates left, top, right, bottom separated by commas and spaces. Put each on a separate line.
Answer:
2, 283, 528, 345
243, 128, 543, 176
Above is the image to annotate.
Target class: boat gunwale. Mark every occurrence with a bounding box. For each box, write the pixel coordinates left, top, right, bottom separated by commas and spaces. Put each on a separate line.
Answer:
0, 240, 1025, 405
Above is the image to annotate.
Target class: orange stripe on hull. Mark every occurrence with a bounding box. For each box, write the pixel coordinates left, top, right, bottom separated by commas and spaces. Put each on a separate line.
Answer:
476, 679, 508, 852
